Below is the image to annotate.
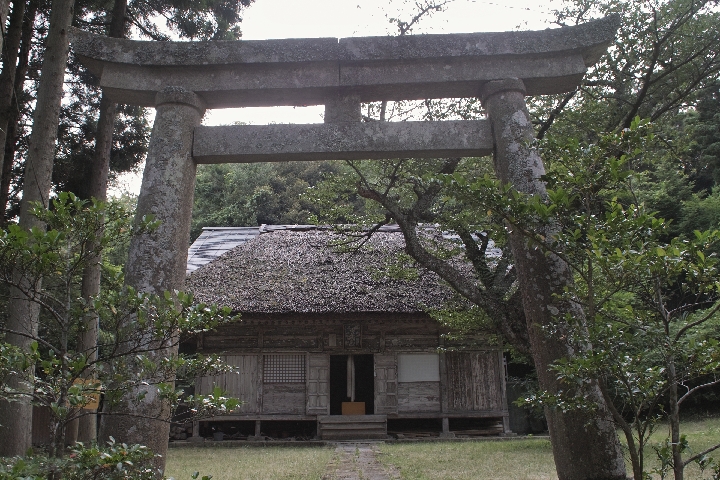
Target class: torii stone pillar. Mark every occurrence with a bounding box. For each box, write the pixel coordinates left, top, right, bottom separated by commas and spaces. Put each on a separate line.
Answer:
480, 78, 626, 479
126, 86, 204, 292
98, 86, 205, 469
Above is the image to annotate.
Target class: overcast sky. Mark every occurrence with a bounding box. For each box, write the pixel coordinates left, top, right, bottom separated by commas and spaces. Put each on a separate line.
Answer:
204, 0, 558, 126
239, 0, 556, 39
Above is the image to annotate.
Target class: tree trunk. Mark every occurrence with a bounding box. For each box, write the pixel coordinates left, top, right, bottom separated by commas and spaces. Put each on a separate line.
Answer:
481, 78, 627, 480
0, 0, 39, 222
0, 0, 75, 457
0, 0, 11, 61
76, 0, 127, 443
668, 357, 683, 480
0, 0, 27, 179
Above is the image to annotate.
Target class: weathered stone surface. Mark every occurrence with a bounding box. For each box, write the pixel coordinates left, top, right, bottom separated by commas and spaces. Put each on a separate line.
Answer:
99, 86, 204, 472
325, 94, 362, 123
72, 16, 617, 67
340, 16, 618, 65
71, 32, 340, 67
98, 61, 339, 109
69, 16, 619, 108
340, 55, 587, 99
193, 120, 493, 163
480, 78, 627, 480
124, 85, 204, 293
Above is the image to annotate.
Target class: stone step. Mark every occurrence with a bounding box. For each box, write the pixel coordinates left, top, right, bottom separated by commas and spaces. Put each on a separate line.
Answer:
318, 415, 388, 440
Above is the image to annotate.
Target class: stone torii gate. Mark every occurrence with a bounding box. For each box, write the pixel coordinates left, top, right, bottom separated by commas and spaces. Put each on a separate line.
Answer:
71, 15, 621, 476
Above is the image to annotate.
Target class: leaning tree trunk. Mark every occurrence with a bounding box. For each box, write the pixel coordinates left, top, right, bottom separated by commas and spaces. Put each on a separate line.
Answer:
0, 0, 75, 457
75, 0, 127, 443
480, 78, 627, 480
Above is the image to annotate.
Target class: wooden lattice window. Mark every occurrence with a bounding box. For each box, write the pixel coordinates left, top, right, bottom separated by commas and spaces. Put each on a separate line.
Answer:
263, 354, 306, 383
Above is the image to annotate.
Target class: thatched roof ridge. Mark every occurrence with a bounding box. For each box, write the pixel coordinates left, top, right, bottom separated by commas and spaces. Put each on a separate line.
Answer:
186, 228, 459, 313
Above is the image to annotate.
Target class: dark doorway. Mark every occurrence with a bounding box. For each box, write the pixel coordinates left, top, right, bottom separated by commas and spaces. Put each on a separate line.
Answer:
354, 355, 374, 413
329, 355, 347, 415
329, 354, 375, 415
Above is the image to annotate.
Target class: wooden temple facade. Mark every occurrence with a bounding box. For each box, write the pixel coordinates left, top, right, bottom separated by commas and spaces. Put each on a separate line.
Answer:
185, 226, 509, 440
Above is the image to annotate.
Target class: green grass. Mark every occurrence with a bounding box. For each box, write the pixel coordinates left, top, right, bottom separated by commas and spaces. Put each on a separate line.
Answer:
163, 417, 720, 480
630, 416, 720, 479
377, 417, 720, 480
377, 439, 556, 480
164, 445, 334, 480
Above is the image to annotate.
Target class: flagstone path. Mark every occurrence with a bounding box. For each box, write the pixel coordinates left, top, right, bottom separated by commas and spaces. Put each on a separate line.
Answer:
322, 442, 401, 480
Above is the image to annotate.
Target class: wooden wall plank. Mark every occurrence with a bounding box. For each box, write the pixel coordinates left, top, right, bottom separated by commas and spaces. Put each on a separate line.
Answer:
439, 352, 449, 413
385, 335, 439, 349
202, 336, 258, 350
224, 355, 259, 413
263, 336, 319, 349
197, 355, 260, 413
398, 382, 441, 413
445, 351, 503, 412
262, 383, 306, 414
197, 363, 224, 396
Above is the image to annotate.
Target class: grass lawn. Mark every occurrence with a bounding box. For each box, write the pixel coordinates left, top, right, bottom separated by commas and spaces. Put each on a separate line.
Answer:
164, 445, 334, 480
378, 439, 556, 480
164, 417, 720, 479
641, 416, 720, 479
377, 417, 720, 480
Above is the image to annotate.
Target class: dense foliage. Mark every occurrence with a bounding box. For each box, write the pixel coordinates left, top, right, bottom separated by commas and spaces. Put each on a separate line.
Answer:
0, 194, 240, 456
0, 0, 255, 221
191, 160, 349, 239
0, 440, 159, 479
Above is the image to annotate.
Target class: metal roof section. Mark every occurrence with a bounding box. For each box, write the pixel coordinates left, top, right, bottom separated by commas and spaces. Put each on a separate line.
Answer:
186, 227, 261, 274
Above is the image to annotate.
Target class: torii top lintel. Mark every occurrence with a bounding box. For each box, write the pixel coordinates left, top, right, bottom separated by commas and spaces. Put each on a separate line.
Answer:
70, 15, 619, 109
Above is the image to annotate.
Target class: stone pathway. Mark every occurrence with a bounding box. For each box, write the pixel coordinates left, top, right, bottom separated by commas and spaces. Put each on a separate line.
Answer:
322, 443, 401, 480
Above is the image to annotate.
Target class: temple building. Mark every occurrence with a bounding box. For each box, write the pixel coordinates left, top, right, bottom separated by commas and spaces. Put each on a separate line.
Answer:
184, 225, 509, 440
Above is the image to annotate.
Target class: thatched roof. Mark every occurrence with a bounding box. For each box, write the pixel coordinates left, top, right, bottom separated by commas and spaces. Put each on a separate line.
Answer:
186, 226, 460, 314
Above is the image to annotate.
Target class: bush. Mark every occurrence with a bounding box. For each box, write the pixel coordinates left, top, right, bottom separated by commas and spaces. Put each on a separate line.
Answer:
0, 439, 159, 479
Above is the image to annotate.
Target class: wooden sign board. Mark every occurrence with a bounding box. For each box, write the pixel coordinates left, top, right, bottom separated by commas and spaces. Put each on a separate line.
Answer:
73, 378, 101, 410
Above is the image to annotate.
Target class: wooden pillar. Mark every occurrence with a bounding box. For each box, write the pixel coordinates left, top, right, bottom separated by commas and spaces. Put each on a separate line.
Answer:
498, 350, 512, 434
438, 331, 448, 417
